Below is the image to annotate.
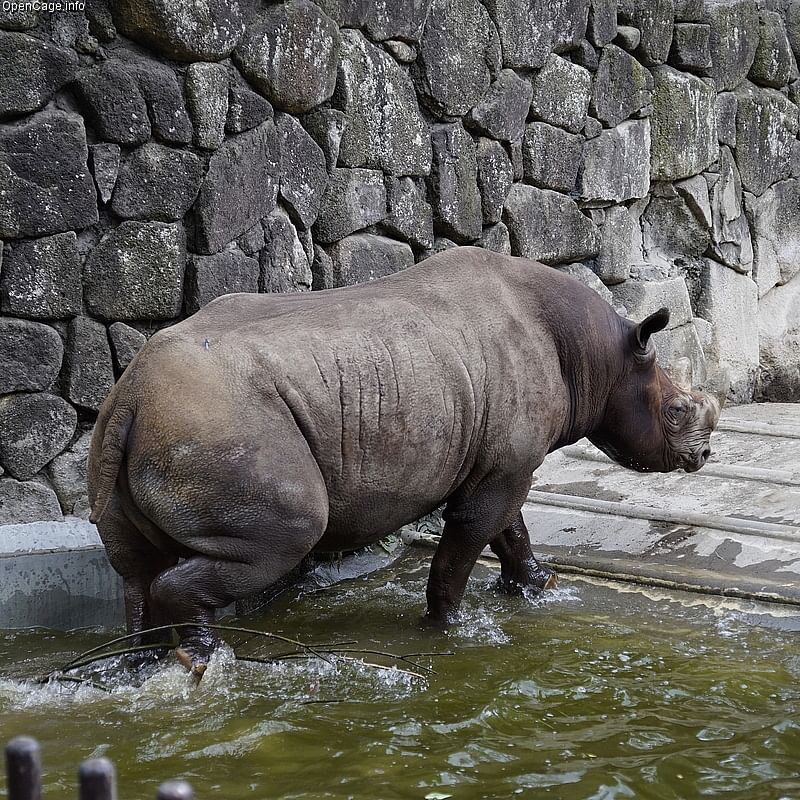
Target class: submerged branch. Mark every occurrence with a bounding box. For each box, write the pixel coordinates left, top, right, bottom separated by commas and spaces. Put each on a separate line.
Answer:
49, 624, 450, 686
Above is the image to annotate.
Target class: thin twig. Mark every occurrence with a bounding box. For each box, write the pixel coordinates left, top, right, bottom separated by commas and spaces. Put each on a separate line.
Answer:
59, 623, 335, 672
36, 673, 111, 693
60, 644, 174, 673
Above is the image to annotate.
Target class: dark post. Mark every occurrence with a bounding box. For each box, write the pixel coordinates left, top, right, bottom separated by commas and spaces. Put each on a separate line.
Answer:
78, 758, 116, 800
156, 780, 194, 800
5, 737, 42, 800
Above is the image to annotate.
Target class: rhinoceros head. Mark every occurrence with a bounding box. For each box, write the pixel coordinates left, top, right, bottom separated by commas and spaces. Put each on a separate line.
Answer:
589, 307, 720, 474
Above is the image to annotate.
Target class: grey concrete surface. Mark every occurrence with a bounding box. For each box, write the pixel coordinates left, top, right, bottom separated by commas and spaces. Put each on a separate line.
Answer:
0, 518, 123, 629
522, 402, 800, 605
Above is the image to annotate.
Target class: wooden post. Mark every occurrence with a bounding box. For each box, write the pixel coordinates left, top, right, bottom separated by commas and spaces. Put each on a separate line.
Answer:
156, 781, 194, 800
5, 737, 41, 800
78, 758, 116, 800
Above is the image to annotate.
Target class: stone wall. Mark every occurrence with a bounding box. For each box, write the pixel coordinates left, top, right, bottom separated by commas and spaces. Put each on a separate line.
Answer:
0, 0, 799, 525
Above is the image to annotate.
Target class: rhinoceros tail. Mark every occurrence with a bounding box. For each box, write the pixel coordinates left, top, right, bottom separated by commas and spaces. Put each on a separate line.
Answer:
89, 403, 134, 526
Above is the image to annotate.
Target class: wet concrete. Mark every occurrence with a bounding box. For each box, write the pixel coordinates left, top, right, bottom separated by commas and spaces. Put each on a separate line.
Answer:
522, 403, 800, 606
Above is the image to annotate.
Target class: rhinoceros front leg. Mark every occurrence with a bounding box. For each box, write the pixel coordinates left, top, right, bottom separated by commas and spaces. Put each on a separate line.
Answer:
490, 511, 557, 594
424, 475, 533, 626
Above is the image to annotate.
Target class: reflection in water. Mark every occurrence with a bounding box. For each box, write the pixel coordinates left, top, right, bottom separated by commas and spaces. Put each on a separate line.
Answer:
1, 548, 799, 800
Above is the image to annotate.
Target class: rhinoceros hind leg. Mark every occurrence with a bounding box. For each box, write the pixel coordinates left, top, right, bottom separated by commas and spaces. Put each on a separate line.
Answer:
95, 495, 178, 663
149, 518, 325, 673
490, 511, 557, 595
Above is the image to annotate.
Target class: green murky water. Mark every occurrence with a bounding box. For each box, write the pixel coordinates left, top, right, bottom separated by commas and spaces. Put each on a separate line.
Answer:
1, 548, 799, 800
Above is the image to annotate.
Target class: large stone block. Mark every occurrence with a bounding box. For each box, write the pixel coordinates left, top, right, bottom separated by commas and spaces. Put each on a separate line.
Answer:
0, 478, 62, 524
84, 222, 186, 321
364, 0, 433, 42
333, 30, 431, 176
706, 146, 753, 274
673, 0, 702, 22
47, 430, 92, 515
108, 323, 146, 375
668, 22, 711, 72
193, 121, 280, 254
235, 0, 338, 114
695, 258, 759, 402
483, 0, 589, 69
523, 122, 583, 193
788, 1, 800, 67
591, 44, 652, 128
466, 69, 532, 143
746, 179, 800, 297
89, 143, 120, 205
414, 0, 499, 117
73, 61, 151, 146
0, 319, 62, 394
185, 62, 228, 151
0, 31, 77, 120
276, 113, 328, 230
113, 0, 244, 61
703, 0, 759, 91
226, 80, 273, 135
0, 393, 76, 480
716, 92, 737, 146
111, 143, 203, 222
611, 274, 693, 328
428, 122, 482, 243
185, 250, 260, 314
0, 111, 98, 239
579, 119, 651, 203
503, 184, 599, 264
383, 177, 434, 251
476, 138, 514, 225
650, 66, 716, 181
594, 205, 635, 284
588, 0, 618, 47
529, 54, 592, 134
758, 271, 800, 400
748, 11, 795, 89
313, 167, 387, 244
128, 61, 193, 146
65, 316, 115, 413
618, 0, 675, 65
0, 6, 38, 29
1, 232, 81, 319
642, 193, 709, 266
314, 0, 371, 27
558, 262, 613, 305
326, 233, 414, 287
261, 208, 313, 293
12, 247, 72, 329
652, 321, 707, 387
734, 81, 799, 197
477, 222, 512, 254
301, 108, 346, 173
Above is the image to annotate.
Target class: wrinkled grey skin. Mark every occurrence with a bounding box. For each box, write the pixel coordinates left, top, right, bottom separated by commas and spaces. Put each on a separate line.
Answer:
88, 247, 719, 672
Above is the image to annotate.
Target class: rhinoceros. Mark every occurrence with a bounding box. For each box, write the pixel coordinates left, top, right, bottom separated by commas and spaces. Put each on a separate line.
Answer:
88, 247, 719, 672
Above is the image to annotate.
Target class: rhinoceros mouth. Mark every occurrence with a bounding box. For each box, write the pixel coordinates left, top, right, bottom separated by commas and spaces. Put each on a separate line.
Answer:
680, 446, 711, 473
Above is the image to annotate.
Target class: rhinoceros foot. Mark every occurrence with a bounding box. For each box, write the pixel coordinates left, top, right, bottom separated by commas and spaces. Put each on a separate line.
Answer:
494, 565, 558, 596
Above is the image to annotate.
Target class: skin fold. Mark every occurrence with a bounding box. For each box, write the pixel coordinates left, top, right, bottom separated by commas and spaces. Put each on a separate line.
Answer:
87, 247, 720, 672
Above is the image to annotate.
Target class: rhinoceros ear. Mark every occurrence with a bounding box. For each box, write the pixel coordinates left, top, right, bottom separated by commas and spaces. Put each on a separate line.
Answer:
632, 307, 670, 353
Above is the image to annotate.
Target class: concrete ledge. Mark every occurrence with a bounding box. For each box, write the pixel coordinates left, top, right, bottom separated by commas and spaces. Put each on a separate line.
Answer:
0, 518, 123, 630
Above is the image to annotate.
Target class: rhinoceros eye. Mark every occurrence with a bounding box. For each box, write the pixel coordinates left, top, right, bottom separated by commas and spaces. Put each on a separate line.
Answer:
669, 400, 688, 419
